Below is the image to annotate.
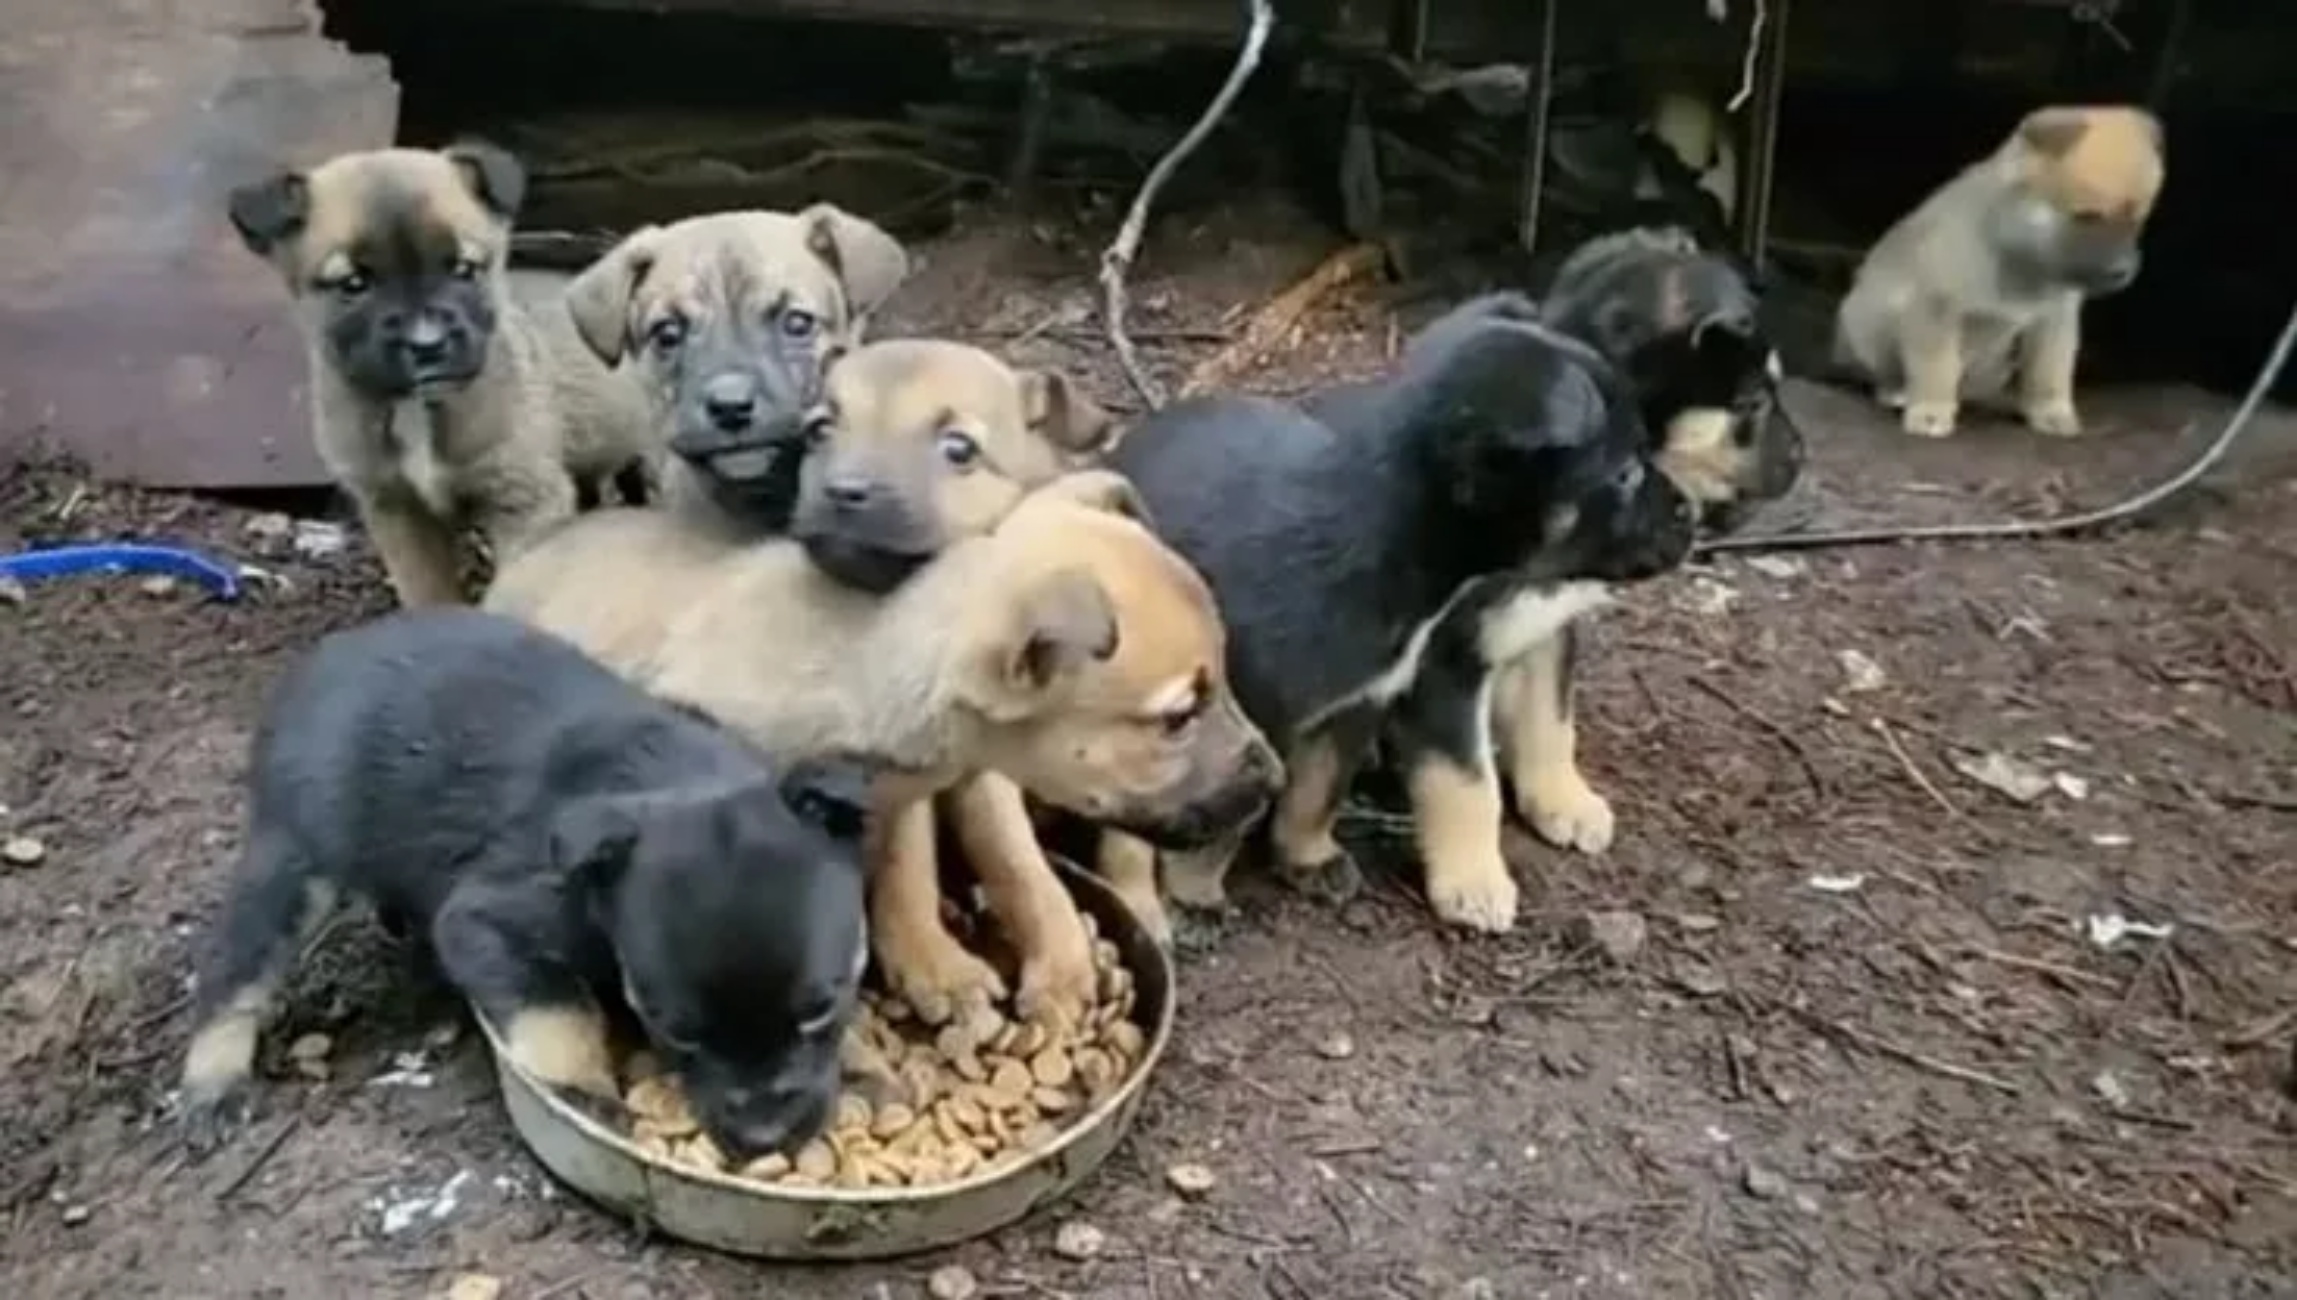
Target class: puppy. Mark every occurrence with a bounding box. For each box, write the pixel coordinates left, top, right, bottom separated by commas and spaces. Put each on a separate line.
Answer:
786, 338, 1118, 1026
177, 608, 874, 1162
1833, 104, 2165, 437
562, 207, 910, 539
487, 471, 1282, 1026
478, 339, 1115, 682
1101, 317, 1695, 937
791, 339, 1116, 593
227, 143, 656, 606
1355, 231, 1802, 858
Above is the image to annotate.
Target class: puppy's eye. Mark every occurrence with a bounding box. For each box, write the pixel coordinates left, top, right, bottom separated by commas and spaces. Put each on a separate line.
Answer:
937, 430, 981, 468
448, 257, 482, 281
780, 309, 820, 340
646, 316, 688, 354
1149, 697, 1205, 739
801, 413, 835, 447
332, 269, 372, 297
796, 1002, 840, 1036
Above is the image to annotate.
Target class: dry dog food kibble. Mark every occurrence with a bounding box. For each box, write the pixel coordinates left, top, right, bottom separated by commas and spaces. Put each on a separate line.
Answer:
614, 912, 1147, 1191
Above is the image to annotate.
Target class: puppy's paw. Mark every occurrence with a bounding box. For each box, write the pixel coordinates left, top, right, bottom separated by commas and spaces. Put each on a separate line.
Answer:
178, 1086, 256, 1159
882, 930, 1009, 1027
1281, 850, 1365, 907
1166, 868, 1240, 918
1014, 916, 1098, 1036
1901, 401, 1959, 437
2023, 399, 2082, 437
1516, 767, 1616, 855
1170, 908, 1233, 957
1424, 854, 1521, 933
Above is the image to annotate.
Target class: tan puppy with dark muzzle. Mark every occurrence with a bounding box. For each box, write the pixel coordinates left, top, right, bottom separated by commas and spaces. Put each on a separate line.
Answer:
562, 207, 910, 540
1834, 104, 2165, 438
228, 142, 655, 606
487, 472, 1282, 1032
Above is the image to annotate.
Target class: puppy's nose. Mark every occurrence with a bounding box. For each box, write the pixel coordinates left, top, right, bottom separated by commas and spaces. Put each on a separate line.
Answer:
702, 374, 760, 431
404, 316, 452, 368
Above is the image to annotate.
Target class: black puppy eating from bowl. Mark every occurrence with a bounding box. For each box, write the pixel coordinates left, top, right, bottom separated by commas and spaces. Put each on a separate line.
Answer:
176, 608, 875, 1163
1096, 312, 1696, 943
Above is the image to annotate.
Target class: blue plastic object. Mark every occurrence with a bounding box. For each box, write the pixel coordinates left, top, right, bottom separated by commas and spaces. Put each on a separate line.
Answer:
0, 543, 243, 602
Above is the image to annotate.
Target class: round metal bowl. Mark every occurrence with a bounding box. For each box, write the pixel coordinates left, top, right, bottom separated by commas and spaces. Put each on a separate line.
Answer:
473, 856, 1176, 1260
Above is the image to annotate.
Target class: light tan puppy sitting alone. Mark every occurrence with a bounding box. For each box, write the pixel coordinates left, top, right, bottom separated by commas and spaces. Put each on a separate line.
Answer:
1834, 104, 2164, 438
560, 206, 912, 540
227, 143, 655, 605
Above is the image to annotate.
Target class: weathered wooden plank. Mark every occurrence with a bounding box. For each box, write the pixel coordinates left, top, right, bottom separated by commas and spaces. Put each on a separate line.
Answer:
0, 1, 396, 489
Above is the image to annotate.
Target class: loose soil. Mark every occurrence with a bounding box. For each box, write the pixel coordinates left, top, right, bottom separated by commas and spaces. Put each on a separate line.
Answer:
5, 197, 2295, 1300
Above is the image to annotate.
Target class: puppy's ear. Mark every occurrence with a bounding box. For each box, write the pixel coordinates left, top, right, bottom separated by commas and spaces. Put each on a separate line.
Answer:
1000, 568, 1120, 698
801, 204, 910, 318
1019, 370, 1118, 458
2015, 107, 2092, 159
441, 140, 527, 224
1688, 306, 1763, 376
550, 796, 643, 886
1031, 469, 1155, 529
2132, 107, 2165, 154
227, 171, 310, 258
565, 227, 664, 366
778, 756, 876, 843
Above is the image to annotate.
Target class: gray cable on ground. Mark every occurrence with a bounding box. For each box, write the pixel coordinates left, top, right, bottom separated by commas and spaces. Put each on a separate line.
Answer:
1696, 297, 2297, 556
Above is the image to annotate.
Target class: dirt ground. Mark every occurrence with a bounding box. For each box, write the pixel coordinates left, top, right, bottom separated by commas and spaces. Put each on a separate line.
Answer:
5, 197, 2296, 1300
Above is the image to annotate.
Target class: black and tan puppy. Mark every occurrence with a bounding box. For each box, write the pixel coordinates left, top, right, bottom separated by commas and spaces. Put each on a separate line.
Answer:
228, 143, 656, 606
1100, 318, 1695, 936
487, 472, 1281, 1026
563, 207, 910, 538
1835, 104, 2165, 437
177, 608, 873, 1162
1325, 230, 1802, 859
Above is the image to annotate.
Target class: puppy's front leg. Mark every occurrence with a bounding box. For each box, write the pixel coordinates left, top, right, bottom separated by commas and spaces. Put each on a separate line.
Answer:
1897, 297, 1967, 438
354, 488, 467, 607
1491, 626, 1614, 854
430, 881, 620, 1101
1267, 703, 1382, 905
947, 772, 1095, 1034
1392, 665, 1518, 934
1145, 826, 1247, 954
468, 453, 581, 567
2018, 296, 2084, 436
870, 797, 1008, 1026
1094, 831, 1173, 949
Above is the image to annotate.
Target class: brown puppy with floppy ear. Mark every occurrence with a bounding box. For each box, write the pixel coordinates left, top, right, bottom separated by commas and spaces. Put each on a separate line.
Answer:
788, 339, 1119, 1029
560, 207, 911, 541
227, 143, 654, 606
791, 338, 1117, 593
488, 470, 1282, 1032
1834, 104, 2165, 438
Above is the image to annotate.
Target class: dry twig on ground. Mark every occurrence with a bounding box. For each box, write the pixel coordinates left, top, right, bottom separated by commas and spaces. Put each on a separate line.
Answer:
1181, 242, 1386, 397
1098, 0, 1277, 408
